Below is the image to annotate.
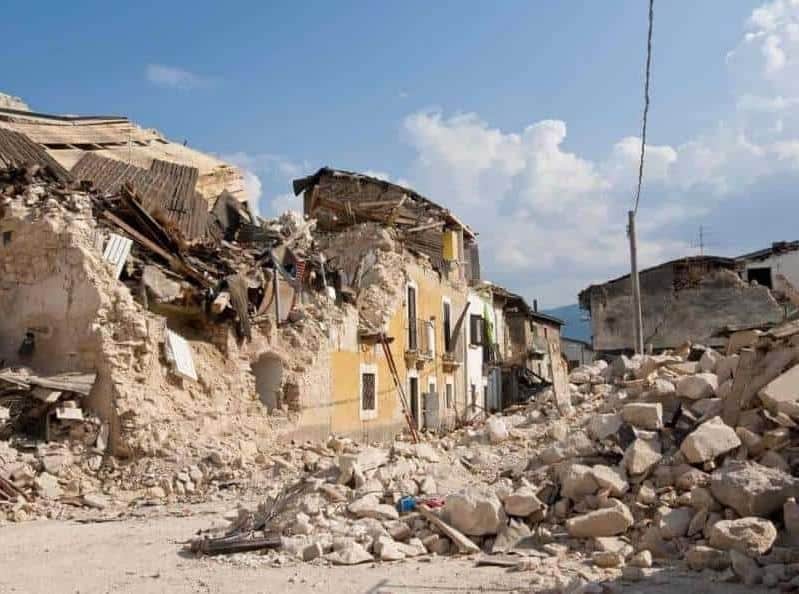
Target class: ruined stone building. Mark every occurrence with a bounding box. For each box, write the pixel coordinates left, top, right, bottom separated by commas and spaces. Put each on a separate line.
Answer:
737, 241, 799, 315
579, 256, 784, 355
0, 96, 563, 462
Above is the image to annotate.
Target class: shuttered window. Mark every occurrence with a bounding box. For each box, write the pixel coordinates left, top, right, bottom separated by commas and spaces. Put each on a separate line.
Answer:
361, 372, 376, 412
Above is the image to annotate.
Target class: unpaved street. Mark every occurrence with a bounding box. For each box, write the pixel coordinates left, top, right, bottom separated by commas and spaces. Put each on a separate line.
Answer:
0, 504, 769, 594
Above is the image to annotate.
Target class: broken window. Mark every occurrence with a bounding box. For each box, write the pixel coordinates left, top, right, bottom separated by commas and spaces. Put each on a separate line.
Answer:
443, 301, 452, 352
469, 314, 484, 346
747, 267, 773, 289
361, 372, 376, 412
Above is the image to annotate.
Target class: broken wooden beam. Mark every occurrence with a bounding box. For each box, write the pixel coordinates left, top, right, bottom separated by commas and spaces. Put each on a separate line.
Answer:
417, 504, 479, 554
188, 534, 281, 556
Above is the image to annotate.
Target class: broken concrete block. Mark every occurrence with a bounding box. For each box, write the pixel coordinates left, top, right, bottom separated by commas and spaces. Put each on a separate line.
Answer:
680, 416, 741, 463
621, 402, 663, 430
565, 500, 634, 538
623, 439, 662, 476
558, 463, 599, 500
503, 486, 544, 517
326, 542, 373, 565
590, 465, 629, 496
373, 535, 405, 561
592, 550, 625, 567
677, 373, 718, 399
650, 378, 676, 397
685, 545, 730, 571
445, 487, 506, 536
587, 413, 622, 441
34, 472, 62, 499
656, 506, 694, 539
569, 368, 592, 385
348, 495, 399, 521
759, 364, 799, 417
709, 517, 778, 557
710, 460, 799, 517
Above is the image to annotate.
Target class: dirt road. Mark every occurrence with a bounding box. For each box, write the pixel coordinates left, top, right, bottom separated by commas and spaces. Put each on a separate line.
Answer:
0, 505, 770, 594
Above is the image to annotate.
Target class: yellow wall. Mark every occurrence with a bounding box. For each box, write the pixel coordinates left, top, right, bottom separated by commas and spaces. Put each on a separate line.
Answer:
326, 260, 469, 440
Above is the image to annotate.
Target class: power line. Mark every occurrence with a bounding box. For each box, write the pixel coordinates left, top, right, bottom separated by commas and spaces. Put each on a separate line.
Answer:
633, 0, 654, 214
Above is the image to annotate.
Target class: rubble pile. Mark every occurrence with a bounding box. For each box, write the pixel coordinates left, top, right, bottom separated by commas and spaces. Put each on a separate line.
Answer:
190, 320, 799, 590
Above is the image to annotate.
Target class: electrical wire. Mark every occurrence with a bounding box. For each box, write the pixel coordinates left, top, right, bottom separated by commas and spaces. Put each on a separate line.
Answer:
633, 0, 654, 214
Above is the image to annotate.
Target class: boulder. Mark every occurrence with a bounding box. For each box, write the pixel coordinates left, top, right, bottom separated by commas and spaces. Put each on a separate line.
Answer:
565, 500, 634, 538
592, 551, 625, 568
677, 373, 718, 400
629, 550, 653, 568
587, 413, 622, 441
649, 379, 676, 397
621, 403, 663, 430
445, 487, 506, 536
680, 416, 741, 463
710, 460, 799, 517
685, 545, 730, 571
623, 439, 662, 476
709, 517, 778, 557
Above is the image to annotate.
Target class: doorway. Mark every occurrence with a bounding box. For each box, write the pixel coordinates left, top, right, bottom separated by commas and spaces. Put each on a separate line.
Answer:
251, 353, 283, 411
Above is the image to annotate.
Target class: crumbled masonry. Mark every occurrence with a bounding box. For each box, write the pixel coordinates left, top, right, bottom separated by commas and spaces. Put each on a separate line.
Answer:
183, 327, 799, 590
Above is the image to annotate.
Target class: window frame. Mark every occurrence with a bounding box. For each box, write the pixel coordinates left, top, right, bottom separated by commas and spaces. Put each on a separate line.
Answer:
359, 363, 378, 420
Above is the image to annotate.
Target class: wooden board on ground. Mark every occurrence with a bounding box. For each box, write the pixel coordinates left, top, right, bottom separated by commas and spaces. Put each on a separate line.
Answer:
417, 504, 479, 554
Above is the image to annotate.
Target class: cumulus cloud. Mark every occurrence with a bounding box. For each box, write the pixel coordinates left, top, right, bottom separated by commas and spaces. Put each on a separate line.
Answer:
396, 1, 799, 306
221, 152, 308, 217
145, 64, 211, 90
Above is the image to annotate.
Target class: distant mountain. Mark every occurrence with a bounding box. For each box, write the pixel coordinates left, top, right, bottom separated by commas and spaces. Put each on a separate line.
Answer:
544, 303, 591, 343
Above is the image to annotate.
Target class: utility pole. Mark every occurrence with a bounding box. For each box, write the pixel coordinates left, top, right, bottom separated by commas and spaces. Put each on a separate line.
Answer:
699, 225, 704, 256
628, 211, 644, 354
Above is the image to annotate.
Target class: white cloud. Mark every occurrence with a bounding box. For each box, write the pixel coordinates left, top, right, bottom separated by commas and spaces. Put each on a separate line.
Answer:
145, 64, 210, 90
221, 152, 308, 217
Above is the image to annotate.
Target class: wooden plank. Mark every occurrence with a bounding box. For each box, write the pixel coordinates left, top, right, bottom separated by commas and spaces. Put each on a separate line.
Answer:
418, 504, 479, 554
405, 221, 444, 234
769, 319, 799, 340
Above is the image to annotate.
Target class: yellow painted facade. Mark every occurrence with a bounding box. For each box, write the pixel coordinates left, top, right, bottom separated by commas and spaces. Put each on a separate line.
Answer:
326, 260, 469, 440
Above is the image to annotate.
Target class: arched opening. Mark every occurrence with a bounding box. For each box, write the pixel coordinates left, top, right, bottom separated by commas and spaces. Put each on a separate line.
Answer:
251, 354, 283, 411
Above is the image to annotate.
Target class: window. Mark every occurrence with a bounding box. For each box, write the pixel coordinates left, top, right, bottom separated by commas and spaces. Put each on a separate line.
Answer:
2, 231, 11, 246
443, 300, 452, 352
362, 373, 376, 411
445, 382, 453, 409
469, 314, 484, 346
748, 267, 773, 289
470, 384, 477, 410
360, 364, 378, 420
407, 284, 418, 350
409, 376, 419, 426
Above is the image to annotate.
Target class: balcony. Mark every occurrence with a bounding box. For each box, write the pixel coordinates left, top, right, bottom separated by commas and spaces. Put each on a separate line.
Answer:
405, 318, 433, 369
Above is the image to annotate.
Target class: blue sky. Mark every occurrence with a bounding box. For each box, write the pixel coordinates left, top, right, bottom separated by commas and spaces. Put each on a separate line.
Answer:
2, 0, 795, 307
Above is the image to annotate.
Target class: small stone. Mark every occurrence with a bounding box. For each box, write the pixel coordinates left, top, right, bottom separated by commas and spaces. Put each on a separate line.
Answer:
82, 493, 109, 509
348, 495, 399, 521
709, 517, 778, 557
656, 506, 694, 539
326, 542, 373, 565
587, 413, 623, 441
559, 463, 600, 500
590, 465, 629, 496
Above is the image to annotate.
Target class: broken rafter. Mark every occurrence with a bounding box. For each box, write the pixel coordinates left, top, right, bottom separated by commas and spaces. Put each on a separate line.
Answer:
404, 221, 445, 234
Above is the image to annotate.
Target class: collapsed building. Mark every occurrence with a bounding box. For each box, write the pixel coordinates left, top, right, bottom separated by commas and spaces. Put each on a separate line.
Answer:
579, 256, 784, 355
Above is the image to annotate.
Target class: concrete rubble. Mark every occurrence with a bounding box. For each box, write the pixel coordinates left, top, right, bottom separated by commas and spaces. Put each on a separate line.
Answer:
179, 325, 799, 590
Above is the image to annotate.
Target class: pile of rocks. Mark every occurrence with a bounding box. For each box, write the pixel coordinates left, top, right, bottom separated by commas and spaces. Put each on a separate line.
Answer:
194, 319, 799, 590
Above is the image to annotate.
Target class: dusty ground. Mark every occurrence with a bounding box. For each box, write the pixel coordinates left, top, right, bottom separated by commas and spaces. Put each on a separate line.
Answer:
0, 503, 770, 594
